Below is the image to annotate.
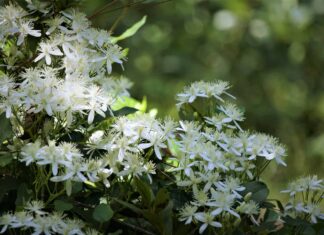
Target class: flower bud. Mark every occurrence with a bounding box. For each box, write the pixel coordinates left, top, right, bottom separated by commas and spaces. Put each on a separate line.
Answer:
244, 192, 252, 201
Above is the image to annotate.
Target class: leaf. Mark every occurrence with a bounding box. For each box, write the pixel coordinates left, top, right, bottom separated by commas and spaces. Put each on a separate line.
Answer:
111, 16, 147, 43
71, 182, 83, 194
54, 200, 73, 211
142, 200, 174, 235
0, 152, 12, 167
154, 188, 169, 210
93, 106, 138, 124
0, 113, 12, 143
241, 181, 269, 203
133, 177, 154, 207
112, 96, 147, 113
59, 131, 84, 143
158, 200, 173, 235
15, 183, 32, 209
264, 209, 279, 223
178, 104, 196, 121
92, 203, 114, 223
113, 107, 138, 117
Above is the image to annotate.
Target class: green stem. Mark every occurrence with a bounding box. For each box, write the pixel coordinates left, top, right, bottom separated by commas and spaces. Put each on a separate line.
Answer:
44, 188, 65, 207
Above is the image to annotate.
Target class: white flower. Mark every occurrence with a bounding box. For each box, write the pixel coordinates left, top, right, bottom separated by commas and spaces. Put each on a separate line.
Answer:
51, 160, 87, 183
20, 141, 42, 166
10, 211, 33, 228
138, 132, 167, 160
179, 204, 198, 224
44, 16, 65, 35
218, 103, 244, 131
34, 42, 63, 65
0, 213, 13, 234
207, 190, 239, 218
17, 21, 41, 45
24, 201, 46, 215
194, 212, 222, 234
305, 203, 324, 224
92, 44, 125, 74
30, 216, 52, 235
216, 177, 245, 199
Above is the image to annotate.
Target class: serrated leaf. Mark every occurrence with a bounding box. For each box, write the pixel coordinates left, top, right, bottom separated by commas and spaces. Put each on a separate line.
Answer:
54, 200, 73, 211
93, 203, 113, 223
0, 113, 12, 143
111, 16, 147, 43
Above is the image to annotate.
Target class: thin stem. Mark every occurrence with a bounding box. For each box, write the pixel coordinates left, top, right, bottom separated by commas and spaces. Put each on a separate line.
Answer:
109, 5, 128, 33
113, 218, 156, 235
88, 0, 119, 20
91, 0, 146, 18
44, 188, 65, 207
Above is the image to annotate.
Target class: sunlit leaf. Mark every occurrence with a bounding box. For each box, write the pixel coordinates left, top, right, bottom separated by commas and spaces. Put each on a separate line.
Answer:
111, 16, 147, 43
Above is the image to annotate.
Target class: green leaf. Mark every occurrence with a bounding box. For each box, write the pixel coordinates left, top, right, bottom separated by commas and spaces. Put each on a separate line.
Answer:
158, 200, 173, 235
133, 177, 154, 207
92, 203, 114, 223
113, 107, 138, 116
15, 183, 32, 209
59, 131, 84, 143
111, 16, 147, 43
112, 96, 147, 113
154, 188, 169, 210
71, 181, 83, 194
54, 200, 73, 211
0, 113, 12, 143
0, 152, 12, 167
264, 209, 279, 223
241, 181, 269, 203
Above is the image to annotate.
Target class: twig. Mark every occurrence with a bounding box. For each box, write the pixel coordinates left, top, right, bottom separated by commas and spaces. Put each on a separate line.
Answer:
88, 0, 119, 20
113, 218, 156, 235
109, 5, 128, 33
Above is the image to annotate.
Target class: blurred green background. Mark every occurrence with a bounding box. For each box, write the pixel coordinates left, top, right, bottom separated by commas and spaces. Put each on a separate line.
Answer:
81, 0, 324, 198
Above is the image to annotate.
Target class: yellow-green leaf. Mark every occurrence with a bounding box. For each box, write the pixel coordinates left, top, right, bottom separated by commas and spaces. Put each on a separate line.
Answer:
111, 16, 147, 43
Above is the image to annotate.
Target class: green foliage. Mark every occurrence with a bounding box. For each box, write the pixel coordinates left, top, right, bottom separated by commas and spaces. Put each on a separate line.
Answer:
54, 199, 73, 211
93, 204, 114, 223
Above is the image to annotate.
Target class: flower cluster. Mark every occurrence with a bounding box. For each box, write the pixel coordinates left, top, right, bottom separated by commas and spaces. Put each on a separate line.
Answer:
281, 175, 324, 224
0, 3, 41, 45
0, 2, 128, 127
176, 80, 234, 108
0, 201, 101, 235
173, 81, 287, 233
